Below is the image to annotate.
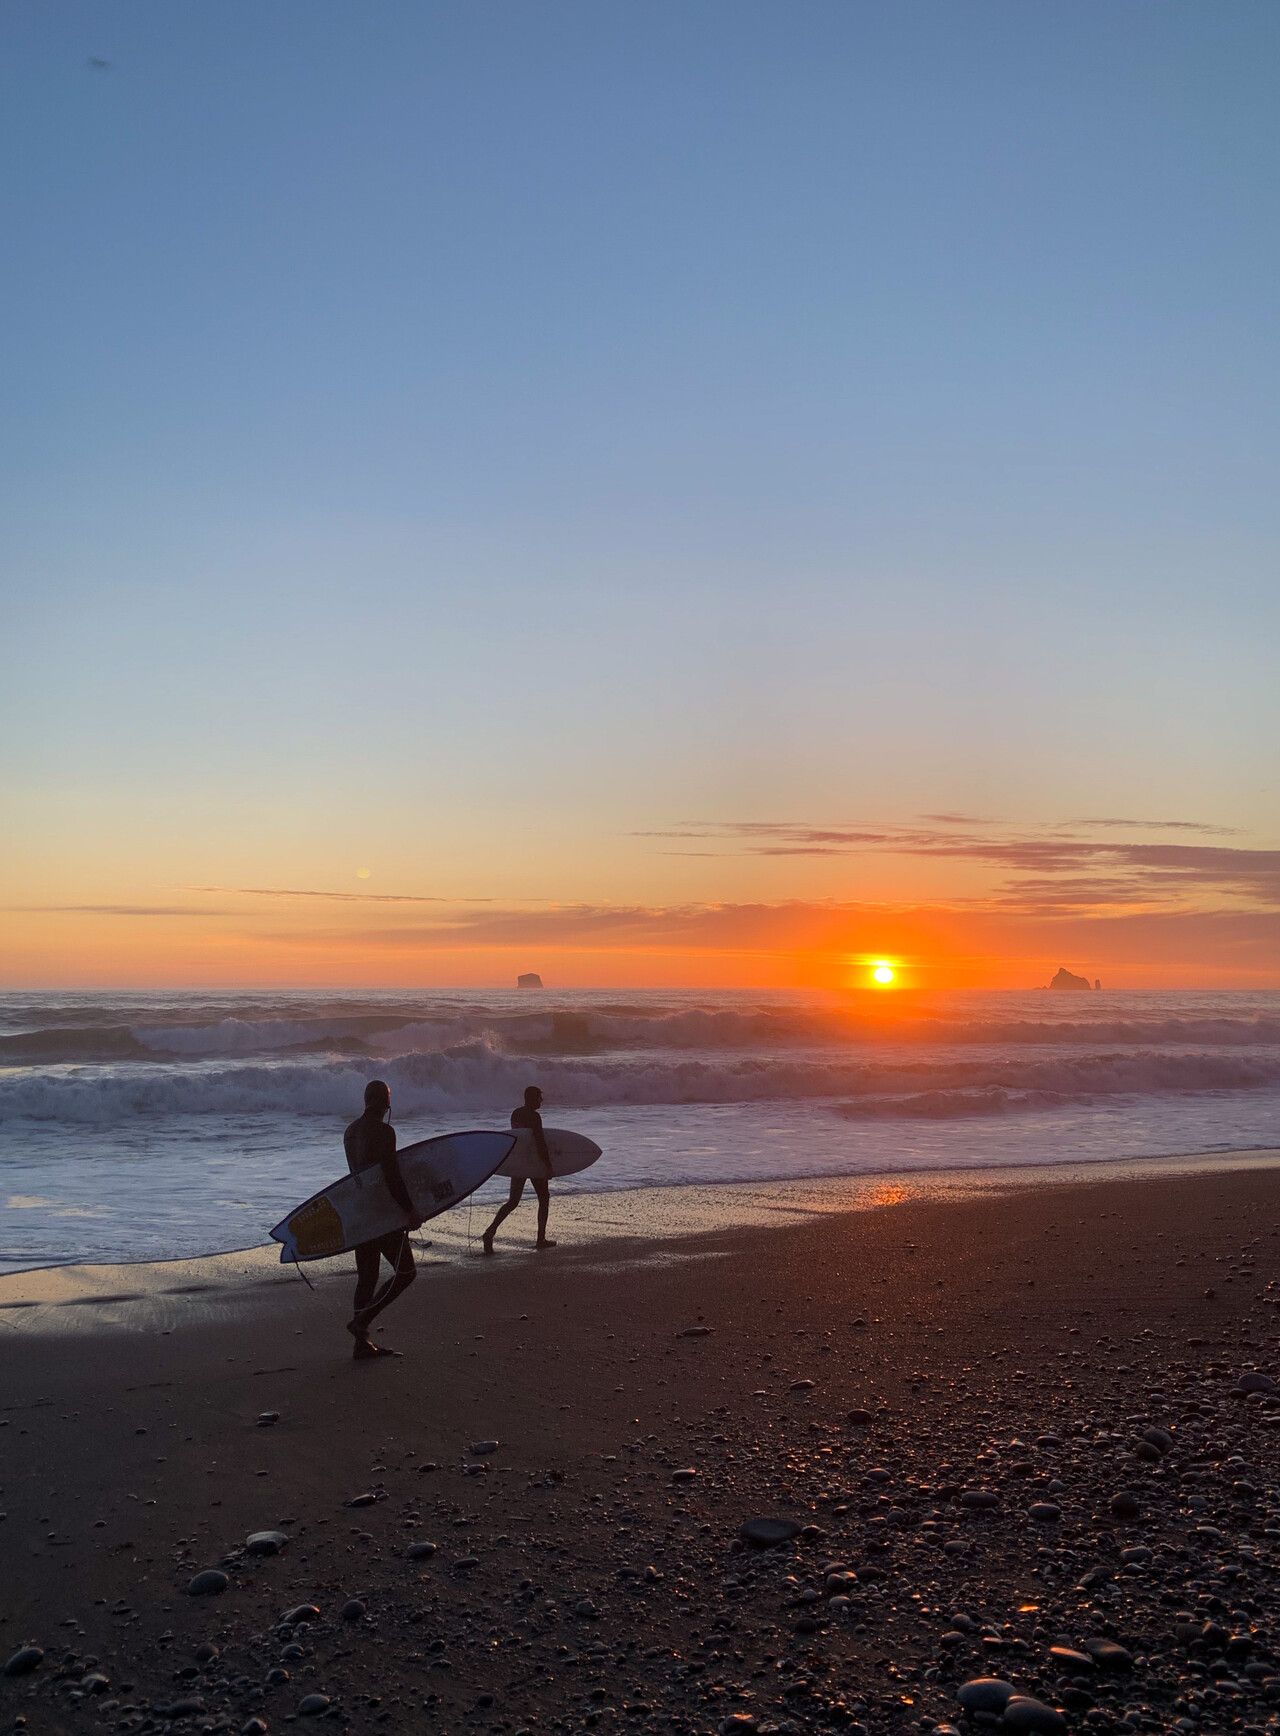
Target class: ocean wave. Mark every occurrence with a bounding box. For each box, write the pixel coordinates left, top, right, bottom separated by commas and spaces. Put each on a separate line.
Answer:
5, 1039, 1280, 1123
5, 1000, 1280, 1065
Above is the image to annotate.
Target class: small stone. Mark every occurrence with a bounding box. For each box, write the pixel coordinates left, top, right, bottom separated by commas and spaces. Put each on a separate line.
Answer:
242, 1721, 269, 1736
1082, 1638, 1133, 1670
574, 1599, 599, 1619
3, 1647, 44, 1678
256, 1413, 279, 1427
671, 1467, 698, 1483
957, 1679, 1016, 1715
246, 1531, 288, 1556
789, 1379, 815, 1392
960, 1489, 999, 1511
740, 1519, 802, 1548
297, 1694, 330, 1717
339, 1599, 365, 1622
1002, 1697, 1066, 1733
469, 1440, 500, 1455
280, 1604, 321, 1625
345, 1492, 377, 1507
678, 1326, 714, 1338
160, 1700, 205, 1720
1108, 1491, 1140, 1521
1236, 1371, 1276, 1394
1029, 1502, 1061, 1522
846, 1408, 873, 1425
186, 1570, 229, 1597
406, 1541, 437, 1560
1048, 1647, 1095, 1671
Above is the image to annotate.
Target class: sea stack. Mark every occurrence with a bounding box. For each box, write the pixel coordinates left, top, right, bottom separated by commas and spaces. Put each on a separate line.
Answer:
517, 972, 544, 989
1048, 967, 1092, 990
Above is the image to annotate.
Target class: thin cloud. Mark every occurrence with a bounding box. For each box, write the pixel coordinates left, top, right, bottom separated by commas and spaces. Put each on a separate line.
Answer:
184, 885, 493, 905
1077, 818, 1239, 834
10, 905, 237, 918
640, 820, 1279, 911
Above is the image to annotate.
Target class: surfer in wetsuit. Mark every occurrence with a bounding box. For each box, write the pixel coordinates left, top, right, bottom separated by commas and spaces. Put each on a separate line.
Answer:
481, 1084, 556, 1254
344, 1079, 421, 1359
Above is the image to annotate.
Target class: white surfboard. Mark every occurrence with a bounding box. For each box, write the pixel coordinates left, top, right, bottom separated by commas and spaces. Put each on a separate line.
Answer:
497, 1126, 602, 1180
270, 1130, 516, 1263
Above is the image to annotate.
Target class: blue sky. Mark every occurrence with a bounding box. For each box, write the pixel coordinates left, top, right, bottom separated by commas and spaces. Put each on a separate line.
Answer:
3, 1, 1278, 985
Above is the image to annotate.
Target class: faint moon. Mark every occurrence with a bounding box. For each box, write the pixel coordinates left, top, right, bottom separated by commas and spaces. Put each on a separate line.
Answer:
356, 867, 372, 879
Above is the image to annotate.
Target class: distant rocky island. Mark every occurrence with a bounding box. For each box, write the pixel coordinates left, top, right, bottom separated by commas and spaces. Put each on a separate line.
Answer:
1047, 967, 1097, 990
517, 972, 543, 989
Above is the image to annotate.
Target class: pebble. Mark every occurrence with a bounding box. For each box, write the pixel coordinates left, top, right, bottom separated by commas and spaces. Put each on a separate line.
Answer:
246, 1530, 289, 1556
339, 1599, 365, 1621
345, 1492, 378, 1507
677, 1326, 714, 1338
280, 1604, 321, 1625
671, 1467, 698, 1483
255, 1412, 279, 1427
1048, 1647, 1095, 1671
241, 1721, 269, 1735
159, 1699, 205, 1719
405, 1541, 438, 1560
1083, 1637, 1133, 1670
958, 1679, 1016, 1714
186, 1570, 229, 1597
1002, 1697, 1066, 1733
740, 1519, 801, 1548
1029, 1502, 1061, 1522
960, 1489, 999, 1511
469, 1440, 500, 1455
3, 1648, 44, 1678
1108, 1490, 1141, 1520
297, 1694, 330, 1716
1236, 1371, 1276, 1393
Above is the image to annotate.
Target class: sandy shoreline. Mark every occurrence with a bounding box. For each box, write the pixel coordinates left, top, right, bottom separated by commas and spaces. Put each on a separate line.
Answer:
3, 1144, 1279, 1314
3, 1160, 1280, 1734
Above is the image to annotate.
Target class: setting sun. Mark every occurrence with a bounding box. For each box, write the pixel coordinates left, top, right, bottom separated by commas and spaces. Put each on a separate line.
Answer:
872, 962, 896, 986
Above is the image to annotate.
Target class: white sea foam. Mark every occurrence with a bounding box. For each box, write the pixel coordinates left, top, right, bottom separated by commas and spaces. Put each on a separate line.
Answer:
3, 988, 1279, 1268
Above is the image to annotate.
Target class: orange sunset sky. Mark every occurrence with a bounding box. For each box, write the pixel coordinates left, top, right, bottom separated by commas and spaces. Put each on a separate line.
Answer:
3, 4, 1278, 992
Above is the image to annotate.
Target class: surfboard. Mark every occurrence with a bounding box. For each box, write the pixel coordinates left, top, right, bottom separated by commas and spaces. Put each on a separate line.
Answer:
497, 1126, 602, 1180
270, 1130, 516, 1263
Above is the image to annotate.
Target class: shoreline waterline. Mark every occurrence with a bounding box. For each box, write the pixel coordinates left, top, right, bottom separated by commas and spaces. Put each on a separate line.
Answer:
3, 1141, 1278, 1308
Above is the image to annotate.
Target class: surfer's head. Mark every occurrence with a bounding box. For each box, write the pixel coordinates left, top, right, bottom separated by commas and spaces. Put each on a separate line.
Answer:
364, 1079, 391, 1116
523, 1084, 543, 1110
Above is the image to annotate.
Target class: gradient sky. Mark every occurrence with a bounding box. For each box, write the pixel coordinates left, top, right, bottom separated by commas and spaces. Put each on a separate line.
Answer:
3, 1, 1278, 989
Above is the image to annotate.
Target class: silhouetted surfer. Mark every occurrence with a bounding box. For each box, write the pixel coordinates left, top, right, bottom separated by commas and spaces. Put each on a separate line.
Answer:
344, 1080, 421, 1358
482, 1085, 556, 1253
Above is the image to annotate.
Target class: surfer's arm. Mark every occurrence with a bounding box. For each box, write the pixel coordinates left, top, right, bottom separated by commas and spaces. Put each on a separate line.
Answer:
532, 1117, 553, 1177
379, 1130, 419, 1222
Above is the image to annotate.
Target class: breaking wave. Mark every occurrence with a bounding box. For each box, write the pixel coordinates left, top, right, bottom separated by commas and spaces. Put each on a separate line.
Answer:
5, 997, 1280, 1067
4, 1037, 1280, 1124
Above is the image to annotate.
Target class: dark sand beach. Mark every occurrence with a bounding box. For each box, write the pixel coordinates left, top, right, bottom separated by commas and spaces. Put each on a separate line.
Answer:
3, 1161, 1280, 1736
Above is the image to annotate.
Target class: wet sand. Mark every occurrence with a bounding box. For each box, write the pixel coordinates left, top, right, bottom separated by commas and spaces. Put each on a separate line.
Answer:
2, 1159, 1280, 1734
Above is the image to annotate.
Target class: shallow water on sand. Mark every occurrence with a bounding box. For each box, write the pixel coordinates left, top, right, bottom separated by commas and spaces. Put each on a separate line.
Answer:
2, 987, 1278, 1269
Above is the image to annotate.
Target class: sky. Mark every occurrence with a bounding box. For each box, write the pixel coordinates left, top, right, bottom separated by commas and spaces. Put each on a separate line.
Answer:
2, 1, 1278, 990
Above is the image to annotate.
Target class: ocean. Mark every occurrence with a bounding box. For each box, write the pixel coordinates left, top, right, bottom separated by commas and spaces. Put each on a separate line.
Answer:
2, 987, 1278, 1272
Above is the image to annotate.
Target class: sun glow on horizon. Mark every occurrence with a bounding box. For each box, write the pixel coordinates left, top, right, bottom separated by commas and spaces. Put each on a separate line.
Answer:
871, 961, 897, 987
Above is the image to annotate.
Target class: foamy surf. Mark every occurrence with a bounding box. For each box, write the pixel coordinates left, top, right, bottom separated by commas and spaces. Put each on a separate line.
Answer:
2, 987, 1279, 1269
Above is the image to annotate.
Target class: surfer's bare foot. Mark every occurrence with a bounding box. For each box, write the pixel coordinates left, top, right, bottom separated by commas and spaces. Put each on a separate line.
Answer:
481, 1234, 495, 1256
351, 1336, 379, 1360
536, 1238, 557, 1250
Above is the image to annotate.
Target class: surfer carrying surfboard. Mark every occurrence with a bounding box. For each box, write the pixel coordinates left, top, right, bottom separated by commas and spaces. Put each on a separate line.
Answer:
482, 1085, 556, 1254
344, 1079, 422, 1358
